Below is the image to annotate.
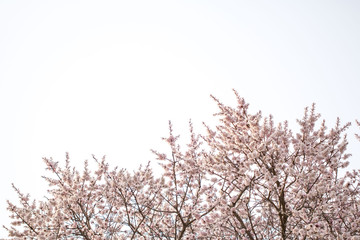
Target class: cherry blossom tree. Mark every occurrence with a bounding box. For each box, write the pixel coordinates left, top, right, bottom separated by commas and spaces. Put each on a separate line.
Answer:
4, 90, 360, 239
201, 92, 360, 239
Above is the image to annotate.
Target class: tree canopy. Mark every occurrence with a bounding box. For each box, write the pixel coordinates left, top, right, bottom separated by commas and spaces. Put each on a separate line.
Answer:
4, 90, 360, 239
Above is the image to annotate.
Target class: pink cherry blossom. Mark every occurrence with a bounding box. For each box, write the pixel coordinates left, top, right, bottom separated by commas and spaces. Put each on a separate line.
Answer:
4, 90, 360, 239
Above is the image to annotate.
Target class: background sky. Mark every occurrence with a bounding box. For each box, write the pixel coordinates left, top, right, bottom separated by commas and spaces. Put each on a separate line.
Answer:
1, 1, 360, 237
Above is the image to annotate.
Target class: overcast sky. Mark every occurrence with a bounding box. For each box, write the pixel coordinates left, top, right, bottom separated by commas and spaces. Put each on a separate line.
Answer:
1, 1, 360, 237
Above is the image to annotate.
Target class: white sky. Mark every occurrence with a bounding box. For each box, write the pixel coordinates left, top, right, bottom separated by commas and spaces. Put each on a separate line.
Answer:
1, 1, 360, 237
